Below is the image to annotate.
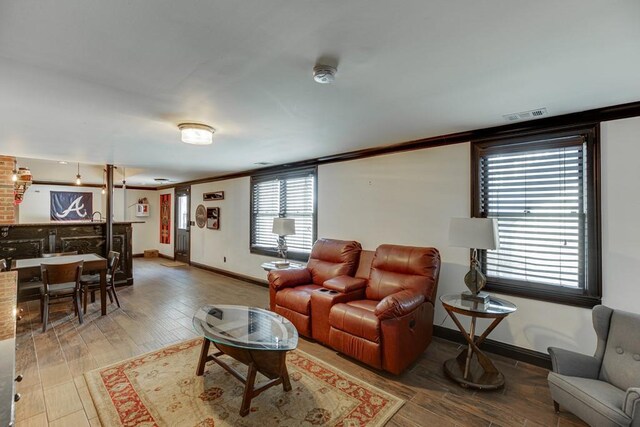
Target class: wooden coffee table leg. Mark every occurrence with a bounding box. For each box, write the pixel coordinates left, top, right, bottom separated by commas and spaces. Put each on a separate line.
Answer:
281, 353, 292, 392
240, 363, 258, 417
196, 339, 211, 376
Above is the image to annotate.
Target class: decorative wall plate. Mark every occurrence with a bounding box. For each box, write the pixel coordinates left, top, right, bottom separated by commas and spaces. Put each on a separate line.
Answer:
195, 204, 206, 228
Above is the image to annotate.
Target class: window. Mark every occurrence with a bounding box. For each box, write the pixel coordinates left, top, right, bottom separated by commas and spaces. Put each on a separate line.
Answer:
177, 194, 189, 230
472, 126, 601, 307
250, 167, 317, 261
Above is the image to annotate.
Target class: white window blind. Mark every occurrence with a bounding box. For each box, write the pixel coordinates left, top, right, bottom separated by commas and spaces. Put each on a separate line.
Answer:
479, 137, 588, 289
251, 169, 316, 255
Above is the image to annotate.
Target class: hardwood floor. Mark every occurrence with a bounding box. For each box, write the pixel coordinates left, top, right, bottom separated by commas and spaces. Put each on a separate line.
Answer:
14, 258, 586, 426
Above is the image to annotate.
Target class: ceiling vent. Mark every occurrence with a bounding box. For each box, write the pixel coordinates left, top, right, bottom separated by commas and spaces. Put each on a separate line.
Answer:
503, 107, 548, 122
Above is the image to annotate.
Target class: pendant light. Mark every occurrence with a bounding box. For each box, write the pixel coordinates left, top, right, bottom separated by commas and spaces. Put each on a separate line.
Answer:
75, 162, 82, 186
101, 168, 106, 194
11, 160, 18, 182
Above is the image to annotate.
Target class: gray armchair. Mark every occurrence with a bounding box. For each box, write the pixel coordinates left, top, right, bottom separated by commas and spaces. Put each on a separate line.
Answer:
548, 305, 640, 427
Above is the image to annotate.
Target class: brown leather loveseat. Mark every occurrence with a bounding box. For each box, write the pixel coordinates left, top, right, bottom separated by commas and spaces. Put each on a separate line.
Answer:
269, 239, 441, 375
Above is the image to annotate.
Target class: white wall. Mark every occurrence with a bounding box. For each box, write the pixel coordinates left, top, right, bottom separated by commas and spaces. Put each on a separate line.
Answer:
136, 116, 640, 355
19, 184, 105, 223
18, 184, 160, 255
600, 116, 640, 313
190, 178, 275, 279
113, 188, 160, 255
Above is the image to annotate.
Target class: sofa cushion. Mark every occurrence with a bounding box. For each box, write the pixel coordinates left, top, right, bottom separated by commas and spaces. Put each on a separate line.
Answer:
548, 372, 630, 426
599, 310, 640, 391
367, 245, 440, 301
329, 300, 380, 343
307, 239, 361, 286
275, 284, 320, 315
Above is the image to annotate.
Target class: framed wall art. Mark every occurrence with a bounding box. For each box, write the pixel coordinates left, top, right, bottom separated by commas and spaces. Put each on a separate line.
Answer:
206, 207, 220, 230
203, 191, 224, 201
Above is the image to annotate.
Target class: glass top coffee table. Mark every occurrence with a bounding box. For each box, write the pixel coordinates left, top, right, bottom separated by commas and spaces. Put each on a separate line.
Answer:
193, 304, 298, 416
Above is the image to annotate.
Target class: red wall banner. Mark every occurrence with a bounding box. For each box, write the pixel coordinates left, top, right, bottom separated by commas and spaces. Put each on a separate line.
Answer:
160, 194, 171, 244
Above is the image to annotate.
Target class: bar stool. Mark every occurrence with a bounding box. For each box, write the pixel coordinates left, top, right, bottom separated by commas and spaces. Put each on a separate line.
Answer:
41, 261, 84, 332
80, 251, 121, 314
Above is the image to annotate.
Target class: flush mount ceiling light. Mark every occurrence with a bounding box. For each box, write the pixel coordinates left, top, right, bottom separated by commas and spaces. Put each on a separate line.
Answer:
313, 64, 337, 84
178, 123, 215, 145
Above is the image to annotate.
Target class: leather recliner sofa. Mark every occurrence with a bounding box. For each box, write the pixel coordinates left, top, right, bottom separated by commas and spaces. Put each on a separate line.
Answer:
269, 239, 441, 375
268, 238, 362, 337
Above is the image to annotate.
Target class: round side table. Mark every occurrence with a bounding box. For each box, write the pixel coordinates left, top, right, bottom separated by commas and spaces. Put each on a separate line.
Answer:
260, 261, 305, 272
440, 294, 517, 390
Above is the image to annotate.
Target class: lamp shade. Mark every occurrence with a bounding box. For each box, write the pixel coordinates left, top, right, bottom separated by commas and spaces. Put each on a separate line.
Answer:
272, 218, 296, 236
449, 218, 500, 250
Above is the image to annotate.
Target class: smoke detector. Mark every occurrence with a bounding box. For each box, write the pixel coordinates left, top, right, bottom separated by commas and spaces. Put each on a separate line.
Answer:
313, 65, 337, 84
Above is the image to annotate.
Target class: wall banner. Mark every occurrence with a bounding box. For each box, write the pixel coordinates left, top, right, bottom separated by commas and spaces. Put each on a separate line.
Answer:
50, 191, 93, 221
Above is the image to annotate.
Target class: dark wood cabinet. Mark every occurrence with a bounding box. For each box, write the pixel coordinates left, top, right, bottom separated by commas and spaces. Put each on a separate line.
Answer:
0, 222, 134, 291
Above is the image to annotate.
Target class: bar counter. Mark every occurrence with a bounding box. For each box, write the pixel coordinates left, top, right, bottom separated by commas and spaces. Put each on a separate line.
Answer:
0, 221, 136, 292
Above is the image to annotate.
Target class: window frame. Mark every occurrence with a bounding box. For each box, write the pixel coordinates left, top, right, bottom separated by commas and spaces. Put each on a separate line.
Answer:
471, 124, 602, 308
249, 166, 318, 262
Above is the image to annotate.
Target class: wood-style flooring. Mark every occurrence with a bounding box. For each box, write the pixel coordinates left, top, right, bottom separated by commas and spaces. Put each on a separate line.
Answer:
14, 258, 586, 426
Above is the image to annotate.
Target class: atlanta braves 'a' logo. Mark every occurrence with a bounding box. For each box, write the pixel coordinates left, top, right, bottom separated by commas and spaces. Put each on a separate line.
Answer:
54, 196, 89, 219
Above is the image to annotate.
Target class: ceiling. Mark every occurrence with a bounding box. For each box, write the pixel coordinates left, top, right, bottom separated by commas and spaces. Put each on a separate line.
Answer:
1, 1, 639, 185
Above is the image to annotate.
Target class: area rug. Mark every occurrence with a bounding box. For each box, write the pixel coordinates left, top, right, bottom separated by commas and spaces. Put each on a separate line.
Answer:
160, 261, 188, 268
85, 338, 404, 426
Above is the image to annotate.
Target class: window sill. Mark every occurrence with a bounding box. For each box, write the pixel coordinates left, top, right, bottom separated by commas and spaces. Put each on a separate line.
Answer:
250, 247, 310, 263
485, 282, 601, 308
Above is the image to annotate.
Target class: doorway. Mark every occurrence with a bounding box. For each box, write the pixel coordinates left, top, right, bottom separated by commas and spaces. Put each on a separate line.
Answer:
174, 187, 190, 263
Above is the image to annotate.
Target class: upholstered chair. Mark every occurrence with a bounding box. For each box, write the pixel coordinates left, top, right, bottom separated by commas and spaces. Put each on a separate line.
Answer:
328, 244, 441, 374
548, 305, 640, 427
268, 238, 362, 337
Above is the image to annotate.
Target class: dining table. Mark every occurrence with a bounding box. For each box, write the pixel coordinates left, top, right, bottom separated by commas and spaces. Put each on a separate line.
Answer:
12, 253, 109, 315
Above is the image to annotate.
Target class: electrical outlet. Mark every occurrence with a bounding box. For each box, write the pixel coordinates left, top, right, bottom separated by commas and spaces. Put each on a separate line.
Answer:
223, 256, 226, 263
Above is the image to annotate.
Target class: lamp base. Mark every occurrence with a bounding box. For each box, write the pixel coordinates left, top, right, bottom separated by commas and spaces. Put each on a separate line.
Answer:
461, 290, 490, 304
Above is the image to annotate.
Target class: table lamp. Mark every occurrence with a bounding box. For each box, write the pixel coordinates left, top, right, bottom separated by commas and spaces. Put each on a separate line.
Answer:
272, 218, 296, 267
449, 217, 500, 303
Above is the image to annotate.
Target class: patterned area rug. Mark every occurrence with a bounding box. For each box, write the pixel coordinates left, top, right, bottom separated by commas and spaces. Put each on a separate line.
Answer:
85, 338, 404, 426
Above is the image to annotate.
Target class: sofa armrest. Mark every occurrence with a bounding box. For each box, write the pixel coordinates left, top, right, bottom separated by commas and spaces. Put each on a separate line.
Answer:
375, 290, 425, 320
323, 276, 367, 293
547, 347, 601, 379
268, 268, 312, 291
624, 387, 640, 420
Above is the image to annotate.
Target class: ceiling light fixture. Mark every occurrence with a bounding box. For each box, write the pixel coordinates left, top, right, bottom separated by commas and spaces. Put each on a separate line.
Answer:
178, 123, 215, 145
101, 168, 106, 195
58, 161, 68, 165
75, 162, 82, 186
313, 64, 337, 84
11, 160, 18, 182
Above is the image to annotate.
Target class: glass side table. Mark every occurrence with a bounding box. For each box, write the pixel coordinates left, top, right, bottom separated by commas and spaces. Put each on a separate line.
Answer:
440, 294, 517, 390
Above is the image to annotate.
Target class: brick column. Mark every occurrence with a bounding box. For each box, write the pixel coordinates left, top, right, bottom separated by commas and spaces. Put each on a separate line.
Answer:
0, 271, 17, 340
0, 156, 17, 224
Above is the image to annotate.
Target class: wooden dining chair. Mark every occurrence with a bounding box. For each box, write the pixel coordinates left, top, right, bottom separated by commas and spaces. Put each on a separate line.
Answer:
40, 260, 84, 332
80, 251, 120, 314
42, 251, 78, 258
